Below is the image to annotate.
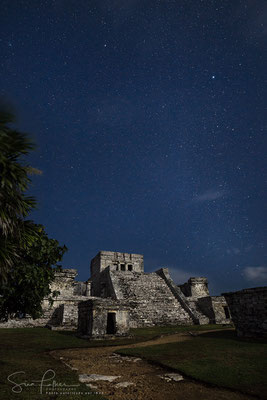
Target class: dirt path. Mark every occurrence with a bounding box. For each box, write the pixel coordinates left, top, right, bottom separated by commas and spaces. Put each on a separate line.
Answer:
51, 331, 255, 400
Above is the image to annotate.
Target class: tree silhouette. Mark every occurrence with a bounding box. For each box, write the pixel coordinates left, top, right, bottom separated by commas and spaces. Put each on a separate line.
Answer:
0, 108, 67, 319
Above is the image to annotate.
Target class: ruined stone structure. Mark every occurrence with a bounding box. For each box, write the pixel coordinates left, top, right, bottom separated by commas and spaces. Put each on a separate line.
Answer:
78, 298, 130, 338
223, 287, 267, 338
0, 269, 91, 329
0, 250, 231, 335
83, 251, 231, 331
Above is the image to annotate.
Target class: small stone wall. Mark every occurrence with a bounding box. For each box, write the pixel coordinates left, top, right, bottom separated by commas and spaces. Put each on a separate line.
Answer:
197, 296, 231, 324
73, 281, 91, 296
78, 298, 130, 338
223, 287, 267, 337
47, 298, 87, 330
50, 269, 78, 297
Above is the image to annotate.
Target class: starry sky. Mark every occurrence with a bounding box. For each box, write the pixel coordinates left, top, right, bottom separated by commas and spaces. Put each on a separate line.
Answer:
1, 0, 266, 294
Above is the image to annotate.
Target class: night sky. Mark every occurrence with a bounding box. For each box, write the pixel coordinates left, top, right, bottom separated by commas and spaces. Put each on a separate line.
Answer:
1, 0, 266, 294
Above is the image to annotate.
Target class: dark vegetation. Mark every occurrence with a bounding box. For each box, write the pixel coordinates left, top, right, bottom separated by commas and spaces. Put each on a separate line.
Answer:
0, 108, 67, 320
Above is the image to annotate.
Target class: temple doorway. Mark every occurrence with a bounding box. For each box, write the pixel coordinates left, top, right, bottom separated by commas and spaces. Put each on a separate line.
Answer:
106, 312, 116, 334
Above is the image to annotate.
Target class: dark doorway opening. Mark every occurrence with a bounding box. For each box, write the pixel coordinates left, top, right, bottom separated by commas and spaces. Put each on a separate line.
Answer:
128, 264, 133, 271
223, 306, 230, 319
106, 312, 116, 334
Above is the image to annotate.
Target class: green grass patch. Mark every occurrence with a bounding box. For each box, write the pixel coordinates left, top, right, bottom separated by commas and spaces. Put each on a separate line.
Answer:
0, 328, 107, 400
0, 324, 232, 399
129, 323, 232, 339
117, 330, 267, 399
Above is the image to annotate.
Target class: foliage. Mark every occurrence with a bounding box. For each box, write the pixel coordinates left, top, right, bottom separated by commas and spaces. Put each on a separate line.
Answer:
0, 112, 36, 231
0, 109, 37, 279
0, 107, 67, 319
0, 225, 67, 320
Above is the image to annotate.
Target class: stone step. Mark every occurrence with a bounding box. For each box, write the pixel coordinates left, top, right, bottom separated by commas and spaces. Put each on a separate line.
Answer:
109, 271, 193, 327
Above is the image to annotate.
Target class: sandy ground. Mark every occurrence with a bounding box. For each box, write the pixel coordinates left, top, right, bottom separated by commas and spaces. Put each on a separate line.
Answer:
50, 331, 255, 400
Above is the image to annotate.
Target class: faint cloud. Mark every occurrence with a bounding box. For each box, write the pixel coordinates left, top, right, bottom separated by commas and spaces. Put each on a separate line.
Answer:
245, 245, 253, 252
233, 248, 240, 255
243, 266, 267, 283
227, 246, 253, 256
193, 189, 225, 203
227, 247, 241, 255
168, 268, 199, 285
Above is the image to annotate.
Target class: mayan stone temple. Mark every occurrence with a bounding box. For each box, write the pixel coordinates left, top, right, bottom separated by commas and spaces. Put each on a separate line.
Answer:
0, 251, 232, 336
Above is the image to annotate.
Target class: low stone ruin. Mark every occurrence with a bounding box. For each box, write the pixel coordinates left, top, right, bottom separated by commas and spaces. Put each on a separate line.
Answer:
78, 298, 130, 338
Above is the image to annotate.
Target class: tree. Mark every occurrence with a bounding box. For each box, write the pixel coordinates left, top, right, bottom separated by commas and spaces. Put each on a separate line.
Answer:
0, 225, 67, 320
0, 108, 67, 319
0, 109, 37, 280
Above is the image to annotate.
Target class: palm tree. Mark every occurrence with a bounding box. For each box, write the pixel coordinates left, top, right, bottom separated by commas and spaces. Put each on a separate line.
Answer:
0, 110, 38, 281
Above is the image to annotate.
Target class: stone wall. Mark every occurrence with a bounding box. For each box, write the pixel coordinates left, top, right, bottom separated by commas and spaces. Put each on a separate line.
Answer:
50, 269, 77, 297
223, 287, 267, 337
73, 281, 91, 296
78, 298, 130, 338
47, 298, 88, 330
90, 251, 144, 296
49, 269, 91, 297
197, 296, 231, 324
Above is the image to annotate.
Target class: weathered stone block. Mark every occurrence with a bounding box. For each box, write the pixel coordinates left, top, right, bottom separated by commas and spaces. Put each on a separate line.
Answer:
223, 287, 267, 337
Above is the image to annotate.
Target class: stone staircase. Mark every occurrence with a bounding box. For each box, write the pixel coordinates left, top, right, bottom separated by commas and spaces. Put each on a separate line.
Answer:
109, 271, 193, 327
155, 268, 211, 325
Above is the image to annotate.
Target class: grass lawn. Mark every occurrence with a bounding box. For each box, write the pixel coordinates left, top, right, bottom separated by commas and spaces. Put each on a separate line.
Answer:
117, 329, 267, 399
129, 323, 232, 338
0, 324, 232, 399
0, 327, 108, 400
